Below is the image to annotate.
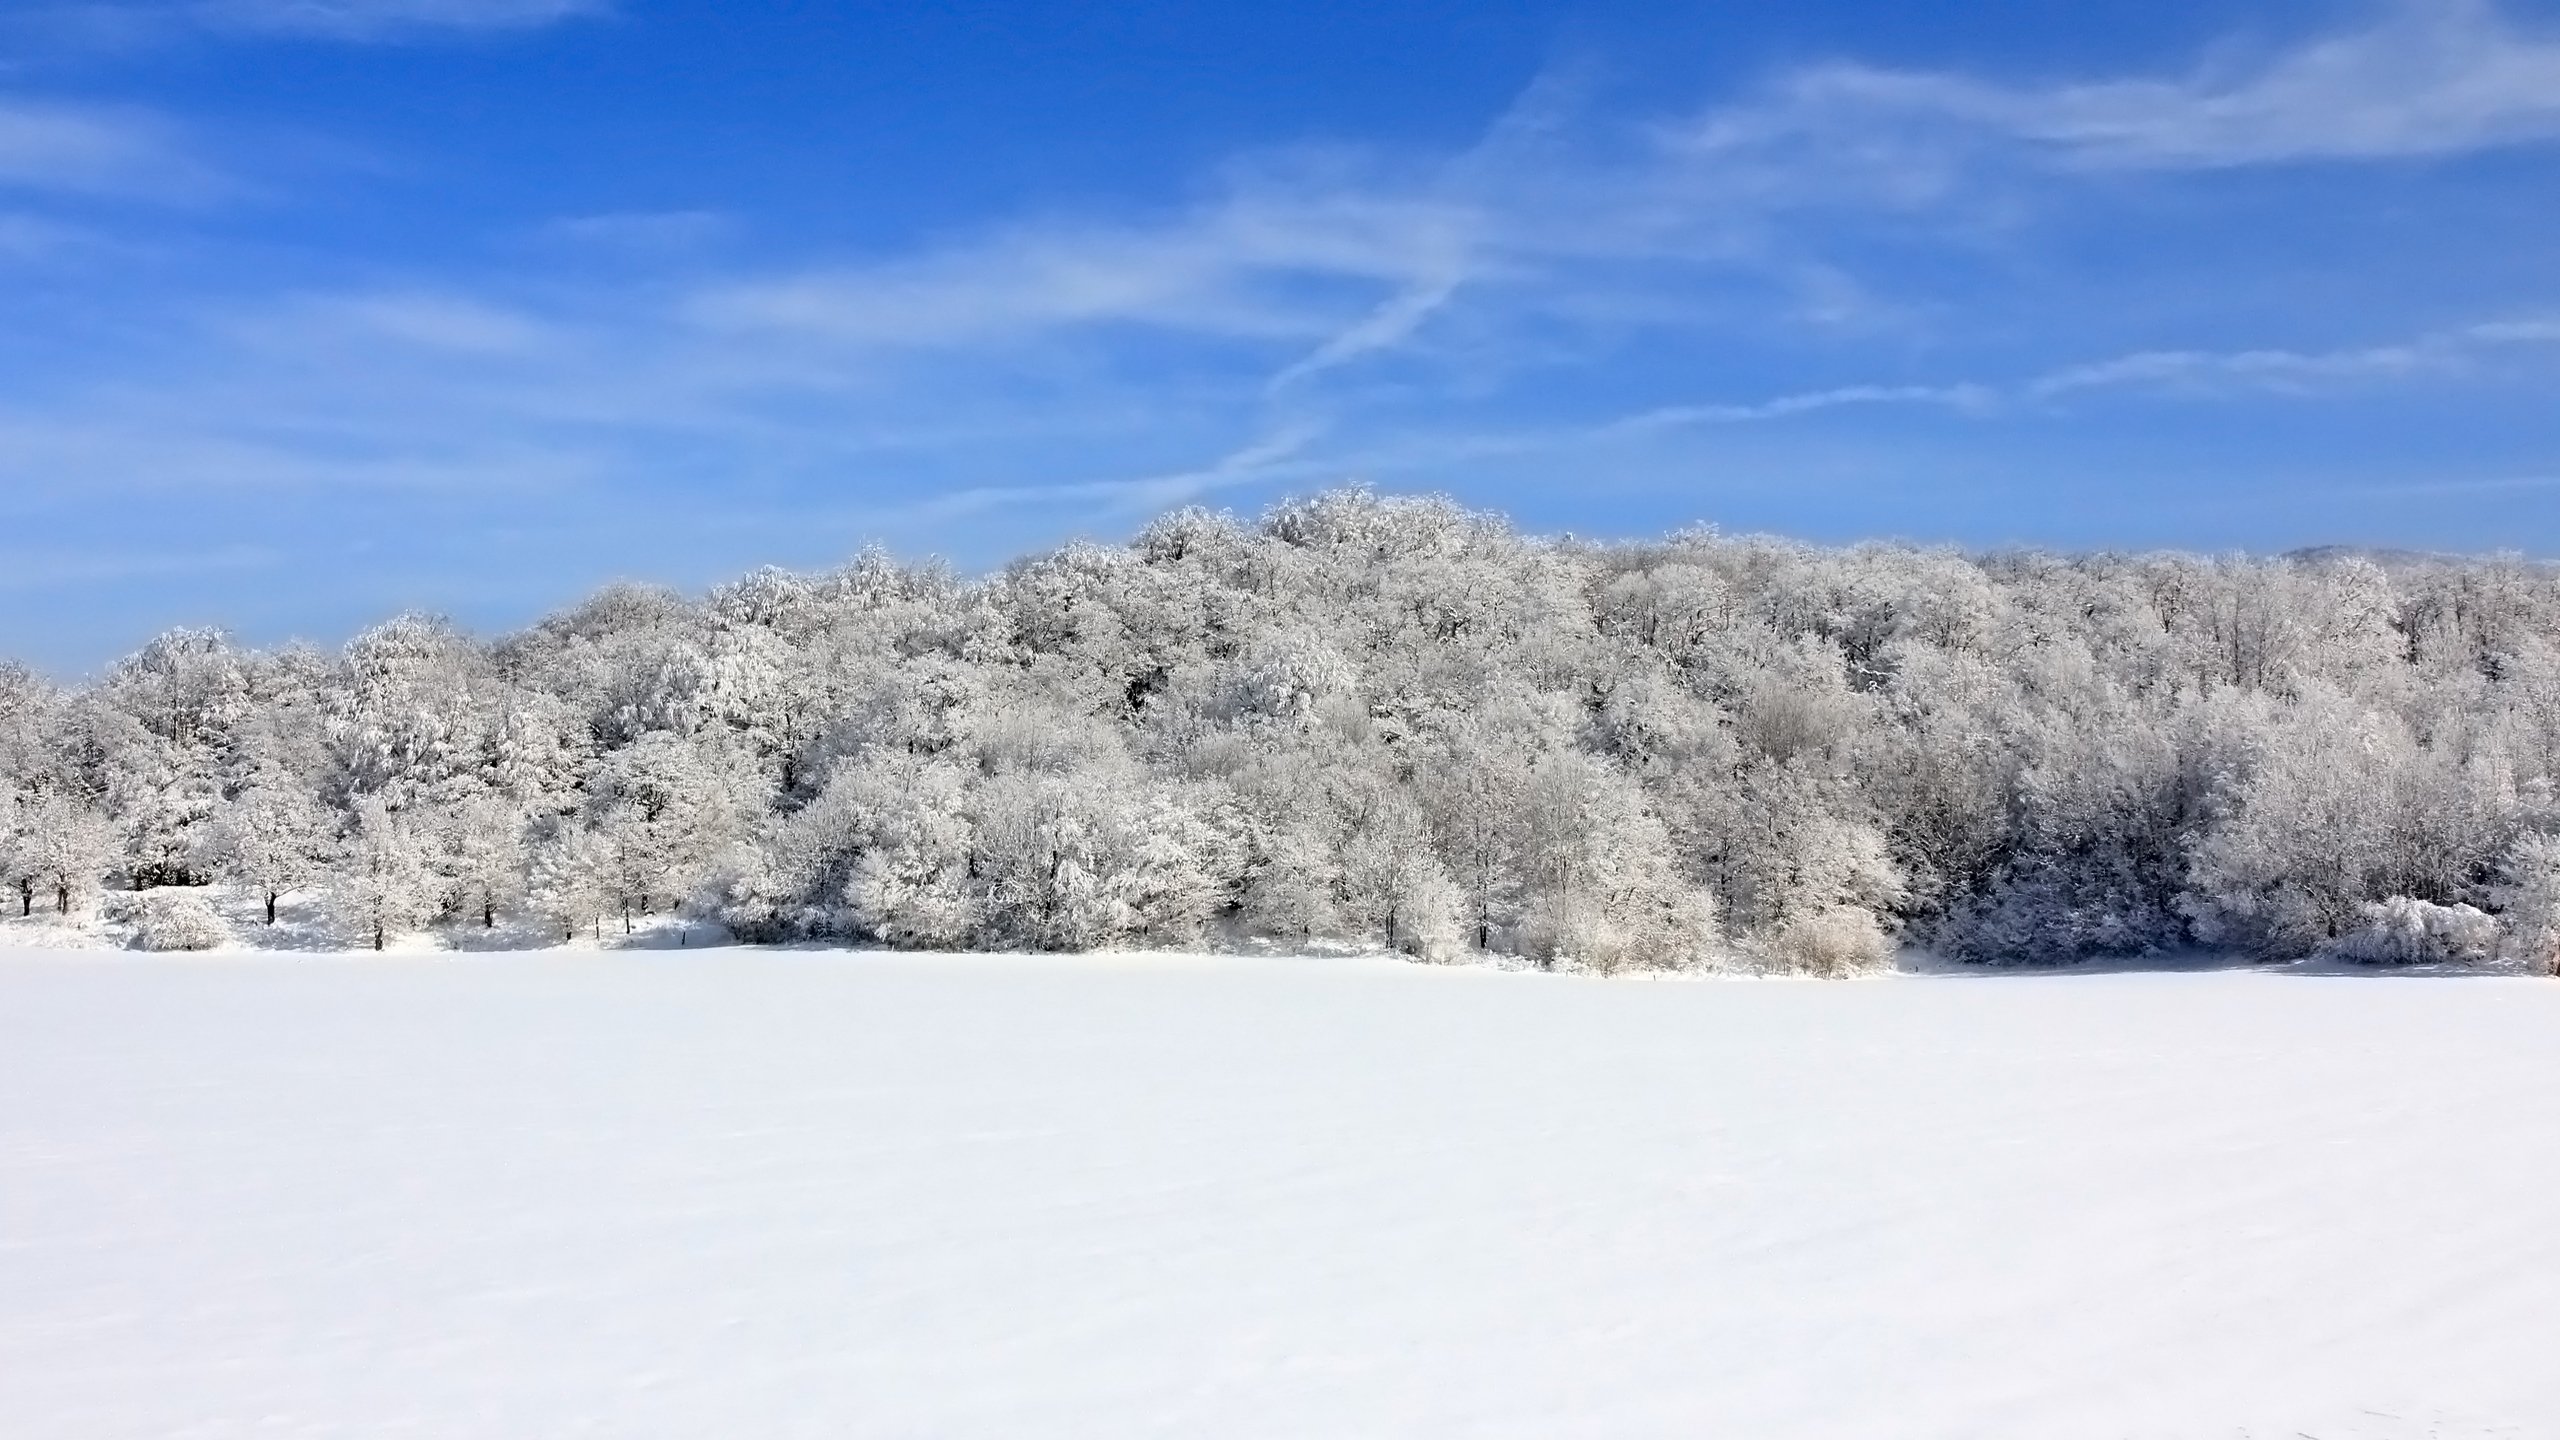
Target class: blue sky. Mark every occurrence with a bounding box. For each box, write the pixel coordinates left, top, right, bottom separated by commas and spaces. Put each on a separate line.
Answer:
4, 0, 2560, 673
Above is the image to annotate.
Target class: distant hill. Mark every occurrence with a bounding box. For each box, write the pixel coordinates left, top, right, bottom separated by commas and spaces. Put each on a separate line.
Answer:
2284, 544, 2554, 571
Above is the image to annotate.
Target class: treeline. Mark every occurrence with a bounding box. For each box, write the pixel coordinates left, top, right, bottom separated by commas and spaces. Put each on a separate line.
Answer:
5, 489, 2560, 973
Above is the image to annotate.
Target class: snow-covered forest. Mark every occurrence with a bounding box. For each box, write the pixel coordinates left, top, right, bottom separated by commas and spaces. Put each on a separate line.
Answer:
6, 488, 2560, 973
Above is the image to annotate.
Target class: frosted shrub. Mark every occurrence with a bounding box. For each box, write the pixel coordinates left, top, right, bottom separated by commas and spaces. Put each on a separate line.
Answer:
1389, 867, 1464, 963
2321, 896, 2498, 967
127, 889, 230, 951
1764, 907, 1896, 978
2180, 690, 2512, 960
1521, 889, 1719, 975
1515, 898, 1615, 973
698, 842, 790, 943
841, 763, 978, 947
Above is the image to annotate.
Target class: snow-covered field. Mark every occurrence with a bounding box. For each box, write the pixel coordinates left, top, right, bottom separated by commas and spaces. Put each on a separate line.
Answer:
3, 949, 2555, 1439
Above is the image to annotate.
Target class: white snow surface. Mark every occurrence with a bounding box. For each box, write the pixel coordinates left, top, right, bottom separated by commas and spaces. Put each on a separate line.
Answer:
3, 948, 2556, 1440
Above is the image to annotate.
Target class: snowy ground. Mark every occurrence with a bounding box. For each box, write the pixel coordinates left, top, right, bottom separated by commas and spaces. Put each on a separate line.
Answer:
3, 949, 2555, 1440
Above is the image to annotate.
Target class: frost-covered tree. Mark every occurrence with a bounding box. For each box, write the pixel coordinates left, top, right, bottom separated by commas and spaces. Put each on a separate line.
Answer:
526, 820, 613, 943
328, 615, 494, 809
1239, 819, 1343, 942
0, 791, 32, 917
1414, 714, 1535, 953
1339, 799, 1464, 962
2491, 830, 2560, 975
1511, 752, 1718, 973
1117, 789, 1240, 945
582, 731, 763, 928
211, 780, 333, 926
19, 797, 114, 916
970, 771, 1132, 951
440, 794, 528, 930
331, 800, 437, 951
823, 751, 975, 946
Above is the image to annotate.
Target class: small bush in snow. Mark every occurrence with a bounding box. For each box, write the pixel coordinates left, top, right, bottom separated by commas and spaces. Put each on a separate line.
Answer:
2321, 896, 2498, 967
1763, 907, 1896, 977
125, 890, 230, 951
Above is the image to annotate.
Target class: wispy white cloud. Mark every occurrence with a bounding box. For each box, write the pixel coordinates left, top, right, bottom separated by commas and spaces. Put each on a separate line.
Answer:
886, 423, 1331, 530
690, 76, 1681, 393
1604, 313, 2560, 437
2024, 316, 2560, 398
1601, 383, 1998, 436
0, 409, 610, 497
688, 180, 1471, 354
14, 0, 606, 48
0, 542, 275, 589
0, 209, 86, 257
0, 96, 215, 199
291, 291, 560, 355
2022, 342, 2443, 399
535, 208, 734, 254
2347, 471, 2560, 497
1693, 0, 2560, 172
199, 0, 606, 37
1264, 267, 1468, 392
2468, 317, 2560, 344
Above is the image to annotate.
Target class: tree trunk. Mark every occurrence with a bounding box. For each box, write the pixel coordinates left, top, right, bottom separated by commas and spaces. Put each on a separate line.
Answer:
372, 923, 385, 952
56, 883, 70, 915
265, 892, 278, 926
483, 900, 495, 928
